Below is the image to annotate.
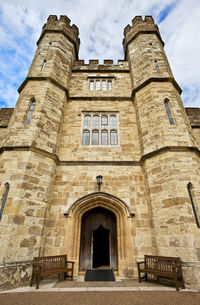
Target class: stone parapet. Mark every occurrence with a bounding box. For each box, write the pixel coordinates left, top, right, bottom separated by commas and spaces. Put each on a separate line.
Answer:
72, 60, 129, 71
123, 16, 164, 60
37, 15, 80, 58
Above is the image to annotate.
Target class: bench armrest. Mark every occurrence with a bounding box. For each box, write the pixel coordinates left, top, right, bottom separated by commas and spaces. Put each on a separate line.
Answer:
137, 261, 144, 265
67, 261, 75, 264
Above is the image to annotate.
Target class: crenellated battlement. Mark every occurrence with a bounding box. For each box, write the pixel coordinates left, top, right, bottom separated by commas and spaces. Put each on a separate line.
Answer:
123, 15, 164, 59
37, 15, 80, 58
72, 59, 129, 71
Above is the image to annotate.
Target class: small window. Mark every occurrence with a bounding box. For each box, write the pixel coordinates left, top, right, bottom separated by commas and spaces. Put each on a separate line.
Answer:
89, 81, 94, 90
25, 97, 36, 125
102, 80, 107, 91
154, 60, 159, 72
108, 80, 112, 90
96, 80, 100, 90
164, 98, 174, 125
110, 115, 117, 129
101, 130, 108, 145
93, 115, 99, 128
88, 79, 113, 91
0, 182, 10, 221
92, 130, 99, 145
82, 130, 90, 145
101, 115, 108, 128
187, 182, 200, 228
41, 60, 47, 72
110, 130, 118, 145
84, 115, 91, 129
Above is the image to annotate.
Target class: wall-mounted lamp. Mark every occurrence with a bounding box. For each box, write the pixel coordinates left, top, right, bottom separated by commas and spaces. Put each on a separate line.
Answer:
96, 175, 103, 192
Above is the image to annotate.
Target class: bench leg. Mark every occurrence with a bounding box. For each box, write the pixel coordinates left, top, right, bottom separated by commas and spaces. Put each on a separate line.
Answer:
36, 273, 40, 289
30, 273, 34, 287
71, 268, 74, 281
174, 275, 179, 291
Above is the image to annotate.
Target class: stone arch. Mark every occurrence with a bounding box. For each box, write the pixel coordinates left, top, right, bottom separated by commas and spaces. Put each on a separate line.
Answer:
64, 192, 135, 276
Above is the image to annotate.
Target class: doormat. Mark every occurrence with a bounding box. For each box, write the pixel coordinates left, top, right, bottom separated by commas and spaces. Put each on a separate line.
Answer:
85, 269, 115, 281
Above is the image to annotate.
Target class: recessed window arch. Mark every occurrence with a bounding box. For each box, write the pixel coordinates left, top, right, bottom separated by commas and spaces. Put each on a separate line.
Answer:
25, 97, 36, 126
92, 130, 99, 145
110, 115, 117, 129
101, 129, 108, 145
82, 130, 90, 145
83, 115, 91, 129
164, 98, 175, 125
93, 115, 99, 128
82, 113, 118, 146
0, 182, 10, 221
187, 182, 200, 228
110, 130, 118, 145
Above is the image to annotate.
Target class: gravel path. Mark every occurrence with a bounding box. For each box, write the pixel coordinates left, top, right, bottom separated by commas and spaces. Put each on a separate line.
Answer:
0, 291, 200, 305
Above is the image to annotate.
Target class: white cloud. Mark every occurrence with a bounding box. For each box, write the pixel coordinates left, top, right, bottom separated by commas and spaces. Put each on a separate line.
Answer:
0, 0, 199, 108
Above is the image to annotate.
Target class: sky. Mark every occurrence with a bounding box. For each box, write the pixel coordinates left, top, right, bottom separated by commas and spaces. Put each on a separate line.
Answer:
0, 0, 199, 108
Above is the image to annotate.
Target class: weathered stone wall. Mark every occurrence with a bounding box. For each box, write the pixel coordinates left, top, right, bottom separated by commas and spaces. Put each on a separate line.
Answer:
0, 261, 32, 291
134, 83, 195, 156
42, 164, 153, 277
0, 150, 56, 264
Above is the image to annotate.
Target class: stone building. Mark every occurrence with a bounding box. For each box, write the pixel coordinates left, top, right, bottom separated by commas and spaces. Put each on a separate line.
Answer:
0, 15, 200, 290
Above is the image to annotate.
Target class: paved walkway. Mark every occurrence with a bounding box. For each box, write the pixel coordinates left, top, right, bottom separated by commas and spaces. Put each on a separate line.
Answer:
0, 278, 200, 305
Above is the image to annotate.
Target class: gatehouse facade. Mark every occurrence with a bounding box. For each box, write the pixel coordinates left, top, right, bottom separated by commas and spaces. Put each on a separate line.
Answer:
0, 15, 200, 290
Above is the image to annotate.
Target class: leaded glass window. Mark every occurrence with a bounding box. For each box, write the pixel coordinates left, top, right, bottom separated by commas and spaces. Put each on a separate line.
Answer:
92, 130, 99, 145
83, 130, 90, 145
110, 130, 118, 145
82, 113, 118, 146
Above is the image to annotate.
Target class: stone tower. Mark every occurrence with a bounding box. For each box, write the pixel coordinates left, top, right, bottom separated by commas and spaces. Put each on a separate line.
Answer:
0, 15, 200, 290
0, 15, 80, 275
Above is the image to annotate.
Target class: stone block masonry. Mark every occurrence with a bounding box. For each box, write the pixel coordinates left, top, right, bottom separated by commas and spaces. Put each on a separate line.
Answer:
0, 15, 199, 291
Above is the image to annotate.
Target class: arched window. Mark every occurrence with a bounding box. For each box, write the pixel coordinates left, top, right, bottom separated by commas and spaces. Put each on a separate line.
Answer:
25, 97, 36, 125
41, 60, 47, 72
84, 115, 91, 129
101, 115, 108, 128
93, 115, 99, 128
187, 182, 200, 228
82, 130, 90, 145
101, 130, 108, 145
110, 130, 118, 145
110, 115, 117, 129
0, 182, 10, 221
164, 98, 174, 125
92, 130, 99, 145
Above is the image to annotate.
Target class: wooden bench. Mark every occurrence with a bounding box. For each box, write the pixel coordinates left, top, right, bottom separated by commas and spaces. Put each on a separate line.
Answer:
30, 254, 74, 289
137, 255, 185, 291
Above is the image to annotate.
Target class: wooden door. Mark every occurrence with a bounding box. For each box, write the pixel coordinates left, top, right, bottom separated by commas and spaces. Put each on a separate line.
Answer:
79, 207, 118, 270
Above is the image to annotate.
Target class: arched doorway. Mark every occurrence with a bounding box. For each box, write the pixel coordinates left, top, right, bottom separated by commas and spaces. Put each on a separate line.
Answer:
79, 207, 118, 270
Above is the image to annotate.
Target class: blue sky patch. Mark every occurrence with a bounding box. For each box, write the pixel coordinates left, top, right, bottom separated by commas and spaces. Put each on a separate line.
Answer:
158, 1, 178, 23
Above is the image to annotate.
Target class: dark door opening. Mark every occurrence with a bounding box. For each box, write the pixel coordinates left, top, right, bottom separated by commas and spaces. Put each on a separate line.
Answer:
79, 207, 118, 271
93, 225, 110, 268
